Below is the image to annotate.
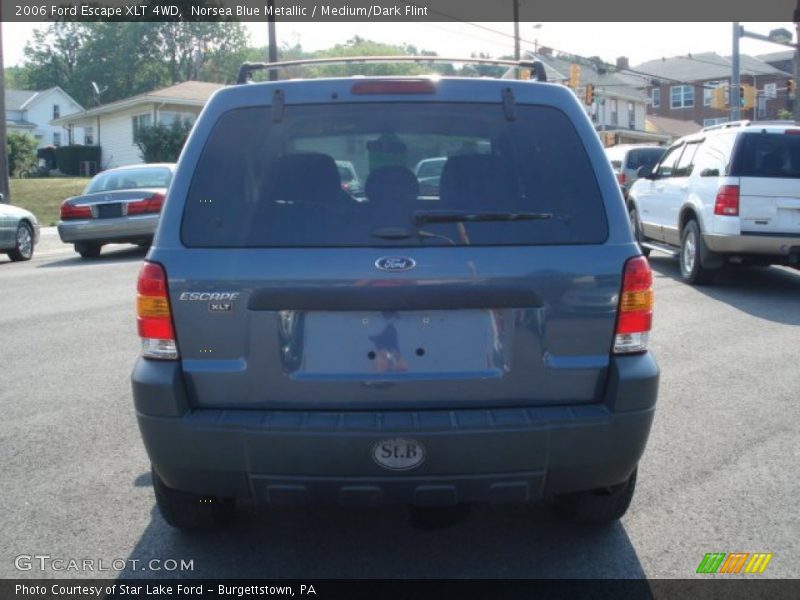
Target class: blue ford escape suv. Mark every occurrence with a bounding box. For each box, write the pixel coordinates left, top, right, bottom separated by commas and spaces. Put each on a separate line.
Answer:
132, 60, 659, 530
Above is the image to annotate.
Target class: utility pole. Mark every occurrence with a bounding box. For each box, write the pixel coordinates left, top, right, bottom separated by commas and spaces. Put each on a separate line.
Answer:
795, 4, 800, 120
513, 0, 520, 61
732, 22, 741, 121
267, 0, 277, 81
0, 21, 10, 203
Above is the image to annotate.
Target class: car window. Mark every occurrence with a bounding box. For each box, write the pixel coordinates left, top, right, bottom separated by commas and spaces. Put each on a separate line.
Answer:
655, 145, 684, 178
416, 159, 446, 179
181, 103, 608, 248
85, 167, 172, 193
693, 135, 734, 176
673, 142, 701, 177
337, 165, 356, 182
609, 160, 622, 170
626, 148, 665, 171
731, 132, 800, 178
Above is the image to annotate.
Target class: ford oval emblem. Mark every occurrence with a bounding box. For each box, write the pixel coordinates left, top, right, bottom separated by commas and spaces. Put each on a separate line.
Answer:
372, 438, 426, 471
375, 256, 416, 272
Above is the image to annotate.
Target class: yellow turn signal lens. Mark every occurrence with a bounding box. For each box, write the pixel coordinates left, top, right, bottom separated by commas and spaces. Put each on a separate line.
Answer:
137, 295, 171, 318
620, 290, 653, 312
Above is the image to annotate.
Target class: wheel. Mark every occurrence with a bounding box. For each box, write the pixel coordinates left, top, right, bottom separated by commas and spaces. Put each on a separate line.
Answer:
628, 205, 650, 257
680, 220, 716, 285
152, 468, 235, 531
74, 242, 102, 259
8, 222, 34, 261
553, 468, 637, 525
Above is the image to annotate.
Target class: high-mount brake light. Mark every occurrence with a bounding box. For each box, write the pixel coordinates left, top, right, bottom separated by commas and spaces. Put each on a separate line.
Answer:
714, 185, 740, 216
351, 80, 436, 95
136, 261, 179, 360
614, 256, 653, 354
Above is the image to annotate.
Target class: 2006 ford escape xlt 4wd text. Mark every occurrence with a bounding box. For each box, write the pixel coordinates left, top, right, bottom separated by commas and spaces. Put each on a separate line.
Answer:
131, 58, 659, 530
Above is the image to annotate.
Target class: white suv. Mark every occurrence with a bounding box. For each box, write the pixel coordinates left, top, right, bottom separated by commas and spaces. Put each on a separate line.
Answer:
628, 120, 800, 284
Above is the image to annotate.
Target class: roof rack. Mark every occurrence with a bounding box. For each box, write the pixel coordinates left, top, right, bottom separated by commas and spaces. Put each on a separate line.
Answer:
702, 119, 800, 132
235, 56, 547, 85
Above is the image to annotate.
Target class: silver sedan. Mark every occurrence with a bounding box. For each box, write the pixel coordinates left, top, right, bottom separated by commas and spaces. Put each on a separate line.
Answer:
57, 163, 175, 258
0, 198, 40, 262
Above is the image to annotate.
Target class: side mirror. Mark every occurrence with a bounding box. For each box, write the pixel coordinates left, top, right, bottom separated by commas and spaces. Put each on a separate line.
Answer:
0, 193, 5, 203
637, 165, 655, 179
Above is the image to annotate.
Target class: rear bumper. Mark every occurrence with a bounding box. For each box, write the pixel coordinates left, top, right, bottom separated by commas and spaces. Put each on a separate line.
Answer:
703, 232, 800, 258
58, 214, 159, 244
132, 353, 659, 506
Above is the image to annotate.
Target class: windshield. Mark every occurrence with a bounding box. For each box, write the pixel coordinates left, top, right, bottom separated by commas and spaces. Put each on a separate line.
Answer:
626, 148, 664, 170
182, 103, 608, 247
85, 167, 172, 193
732, 132, 800, 178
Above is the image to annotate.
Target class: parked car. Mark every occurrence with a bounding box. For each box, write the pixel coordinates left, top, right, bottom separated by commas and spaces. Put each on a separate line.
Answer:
604, 144, 665, 198
0, 196, 39, 262
336, 160, 363, 197
628, 120, 800, 284
414, 156, 447, 196
57, 163, 175, 258
132, 63, 659, 530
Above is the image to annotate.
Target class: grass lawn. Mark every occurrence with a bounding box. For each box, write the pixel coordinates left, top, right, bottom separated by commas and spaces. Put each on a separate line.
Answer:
9, 177, 89, 227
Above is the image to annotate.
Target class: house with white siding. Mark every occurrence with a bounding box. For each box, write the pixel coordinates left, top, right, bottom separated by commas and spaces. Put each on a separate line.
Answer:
51, 81, 224, 168
5, 87, 84, 148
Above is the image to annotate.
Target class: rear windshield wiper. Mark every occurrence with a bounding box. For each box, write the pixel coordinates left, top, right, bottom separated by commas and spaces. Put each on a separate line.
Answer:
372, 227, 456, 245
412, 211, 553, 225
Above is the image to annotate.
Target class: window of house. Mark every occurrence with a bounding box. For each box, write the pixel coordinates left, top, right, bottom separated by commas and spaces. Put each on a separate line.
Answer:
610, 99, 618, 126
132, 113, 152, 137
53, 104, 60, 119
764, 83, 777, 99
670, 85, 694, 109
652, 88, 660, 108
704, 81, 725, 106
84, 126, 94, 145
758, 96, 767, 118
158, 111, 196, 126
627, 102, 635, 129
703, 117, 729, 127
53, 132, 61, 146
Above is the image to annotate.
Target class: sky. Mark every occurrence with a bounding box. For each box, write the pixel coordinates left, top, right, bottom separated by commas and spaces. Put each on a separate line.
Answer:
2, 21, 796, 69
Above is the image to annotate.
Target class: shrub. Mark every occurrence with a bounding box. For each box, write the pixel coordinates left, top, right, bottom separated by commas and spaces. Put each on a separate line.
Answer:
6, 132, 39, 176
134, 119, 193, 163
55, 145, 101, 176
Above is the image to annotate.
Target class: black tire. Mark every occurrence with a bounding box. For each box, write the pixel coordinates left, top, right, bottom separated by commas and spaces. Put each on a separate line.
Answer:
152, 468, 235, 531
679, 220, 716, 285
74, 242, 102, 259
8, 222, 34, 261
628, 206, 650, 257
553, 468, 637, 525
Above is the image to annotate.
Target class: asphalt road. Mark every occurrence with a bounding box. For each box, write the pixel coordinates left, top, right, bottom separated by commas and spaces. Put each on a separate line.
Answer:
1, 231, 799, 579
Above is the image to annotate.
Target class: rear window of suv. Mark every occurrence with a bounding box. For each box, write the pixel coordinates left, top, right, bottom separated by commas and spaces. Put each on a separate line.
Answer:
731, 132, 800, 178
181, 102, 608, 247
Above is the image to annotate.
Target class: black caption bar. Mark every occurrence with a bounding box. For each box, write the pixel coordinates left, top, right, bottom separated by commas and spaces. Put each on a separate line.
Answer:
1, 0, 798, 22
4, 579, 800, 600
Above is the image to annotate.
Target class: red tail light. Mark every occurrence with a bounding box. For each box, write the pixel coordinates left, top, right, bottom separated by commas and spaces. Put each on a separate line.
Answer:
127, 192, 166, 215
60, 202, 92, 220
351, 79, 436, 95
614, 256, 653, 354
136, 261, 178, 360
617, 172, 626, 185
714, 185, 739, 216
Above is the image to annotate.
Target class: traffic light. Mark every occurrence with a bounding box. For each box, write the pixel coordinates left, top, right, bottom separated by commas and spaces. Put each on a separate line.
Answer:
584, 83, 595, 105
569, 64, 581, 90
788, 79, 796, 98
739, 84, 755, 110
711, 86, 726, 110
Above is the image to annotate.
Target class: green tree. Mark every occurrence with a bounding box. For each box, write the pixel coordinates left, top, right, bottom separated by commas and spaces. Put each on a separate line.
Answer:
6, 132, 39, 176
134, 119, 193, 163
